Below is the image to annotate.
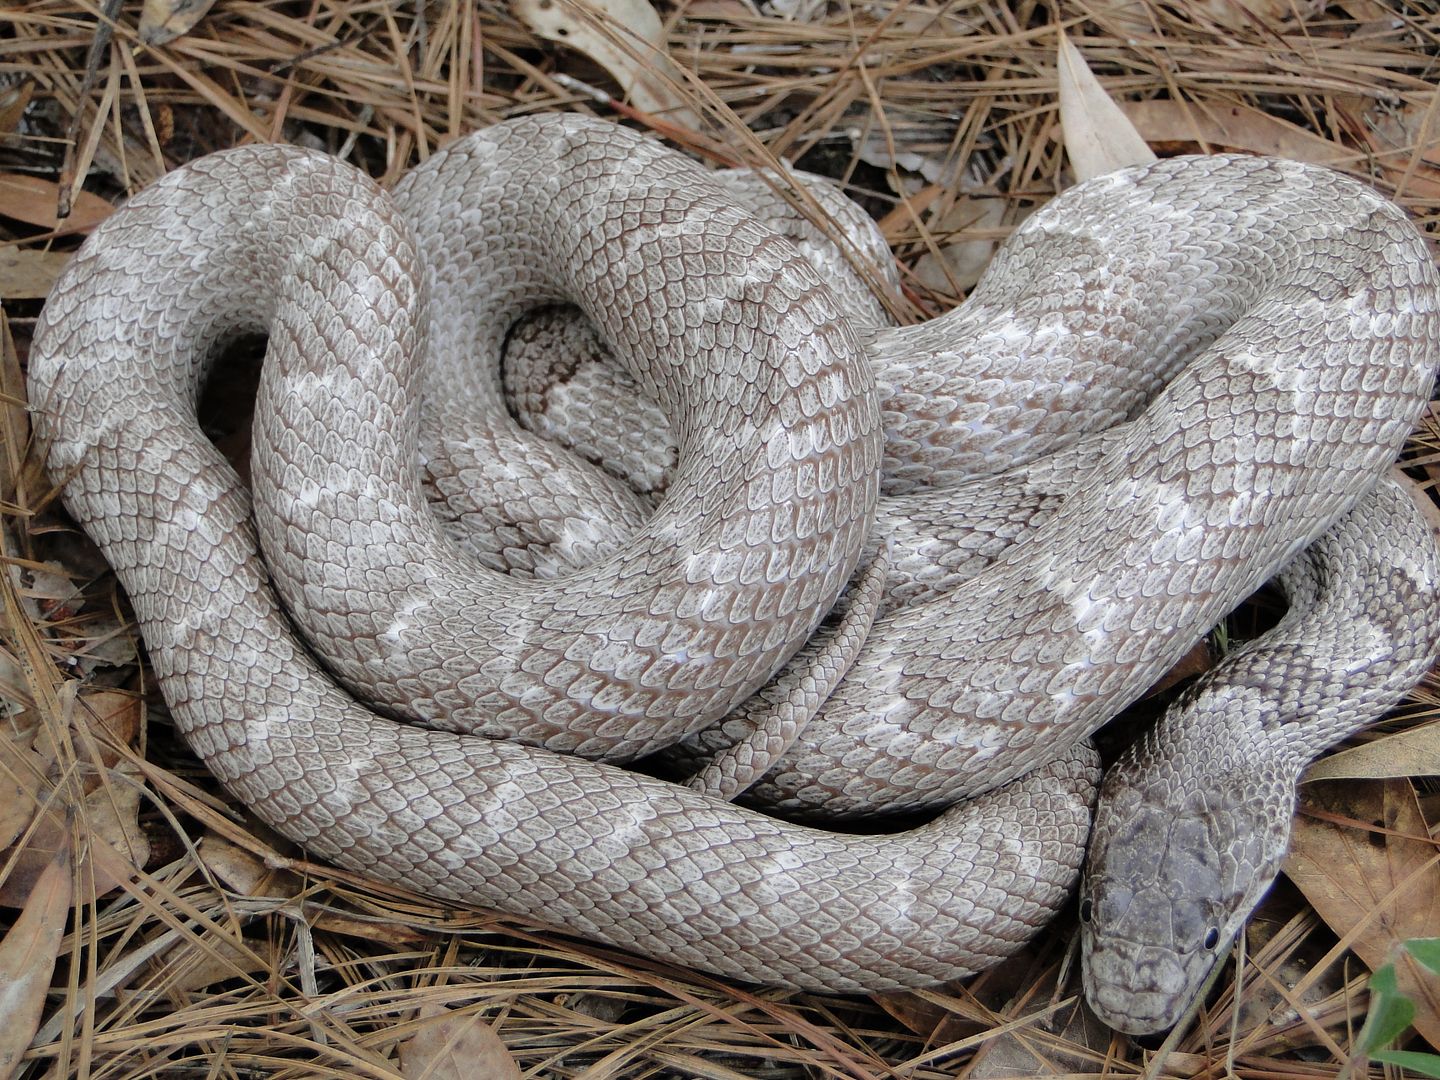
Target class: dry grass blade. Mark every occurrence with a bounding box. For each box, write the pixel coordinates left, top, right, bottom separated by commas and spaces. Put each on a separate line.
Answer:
0, 0, 1438, 1077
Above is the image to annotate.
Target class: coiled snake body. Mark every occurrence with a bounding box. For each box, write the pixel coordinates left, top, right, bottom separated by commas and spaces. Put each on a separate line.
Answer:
27, 115, 1440, 1021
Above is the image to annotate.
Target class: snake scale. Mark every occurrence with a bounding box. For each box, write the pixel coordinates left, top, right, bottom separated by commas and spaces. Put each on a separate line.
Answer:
26, 113, 1440, 1028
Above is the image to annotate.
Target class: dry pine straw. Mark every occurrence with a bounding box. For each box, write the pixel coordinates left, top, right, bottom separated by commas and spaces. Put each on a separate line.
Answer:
0, 1, 1439, 1078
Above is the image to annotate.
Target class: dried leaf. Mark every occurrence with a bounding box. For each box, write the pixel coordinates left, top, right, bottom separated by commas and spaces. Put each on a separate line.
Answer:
1057, 30, 1154, 183
398, 1003, 522, 1080
0, 760, 148, 907
0, 78, 33, 136
1142, 637, 1214, 699
0, 845, 70, 1080
1121, 100, 1349, 167
153, 934, 270, 995
912, 197, 1016, 297
1365, 94, 1440, 200
198, 832, 427, 946
510, 0, 697, 126
873, 989, 983, 1044
0, 248, 70, 301
138, 0, 218, 45
1305, 721, 1440, 782
1092, 0, 1325, 37
198, 831, 285, 896
0, 174, 113, 236
0, 728, 44, 854
1285, 780, 1440, 1050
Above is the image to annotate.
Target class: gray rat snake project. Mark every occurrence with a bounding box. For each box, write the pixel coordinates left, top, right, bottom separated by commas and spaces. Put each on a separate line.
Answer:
27, 114, 1440, 1033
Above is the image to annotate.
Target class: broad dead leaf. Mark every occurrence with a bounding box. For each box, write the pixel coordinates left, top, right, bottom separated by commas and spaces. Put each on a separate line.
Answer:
0, 77, 33, 135
153, 933, 271, 996
0, 727, 44, 854
197, 831, 428, 946
198, 830, 287, 896
0, 174, 113, 236
873, 988, 985, 1044
0, 247, 69, 301
1365, 93, 1440, 200
398, 1003, 522, 1080
912, 197, 1022, 298
0, 690, 149, 906
1057, 30, 1154, 183
1305, 720, 1440, 782
34, 687, 144, 777
510, 0, 698, 127
1284, 779, 1440, 1049
1092, 0, 1325, 37
0, 845, 70, 1080
0, 764, 148, 906
138, 0, 218, 45
1121, 100, 1349, 167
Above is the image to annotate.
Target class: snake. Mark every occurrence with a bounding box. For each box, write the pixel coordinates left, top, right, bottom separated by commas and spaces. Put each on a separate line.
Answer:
25, 113, 1440, 1015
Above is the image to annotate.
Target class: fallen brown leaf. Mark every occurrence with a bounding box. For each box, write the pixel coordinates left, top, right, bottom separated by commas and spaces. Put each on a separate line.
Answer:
153, 933, 271, 996
1284, 779, 1440, 1049
1305, 720, 1440, 782
138, 0, 218, 45
0, 78, 33, 136
0, 727, 44, 853
1364, 92, 1440, 200
1121, 100, 1350, 167
0, 845, 70, 1080
0, 174, 113, 236
0, 247, 70, 301
398, 1003, 522, 1080
873, 988, 985, 1045
0, 762, 149, 906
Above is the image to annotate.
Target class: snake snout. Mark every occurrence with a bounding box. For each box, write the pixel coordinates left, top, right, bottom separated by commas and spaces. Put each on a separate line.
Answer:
1083, 940, 1199, 1035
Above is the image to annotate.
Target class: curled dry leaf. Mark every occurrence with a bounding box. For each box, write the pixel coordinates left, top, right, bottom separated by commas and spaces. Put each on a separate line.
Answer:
198, 830, 286, 896
138, 0, 218, 46
398, 1003, 523, 1080
0, 174, 113, 236
510, 0, 698, 127
1056, 30, 1154, 184
197, 831, 430, 947
1284, 779, 1440, 1050
0, 845, 70, 1080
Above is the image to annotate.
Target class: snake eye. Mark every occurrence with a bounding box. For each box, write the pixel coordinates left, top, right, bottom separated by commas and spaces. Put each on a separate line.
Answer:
1078, 897, 1093, 923
1203, 927, 1221, 950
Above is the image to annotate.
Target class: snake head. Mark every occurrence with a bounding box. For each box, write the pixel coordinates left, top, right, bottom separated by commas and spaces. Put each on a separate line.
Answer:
1078, 760, 1295, 1035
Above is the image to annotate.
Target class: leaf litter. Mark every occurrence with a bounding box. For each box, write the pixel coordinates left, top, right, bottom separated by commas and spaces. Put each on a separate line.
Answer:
0, 0, 1438, 1076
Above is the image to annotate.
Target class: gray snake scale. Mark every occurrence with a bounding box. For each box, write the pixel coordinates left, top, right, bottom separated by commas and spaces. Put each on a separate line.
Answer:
26, 113, 1440, 1031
